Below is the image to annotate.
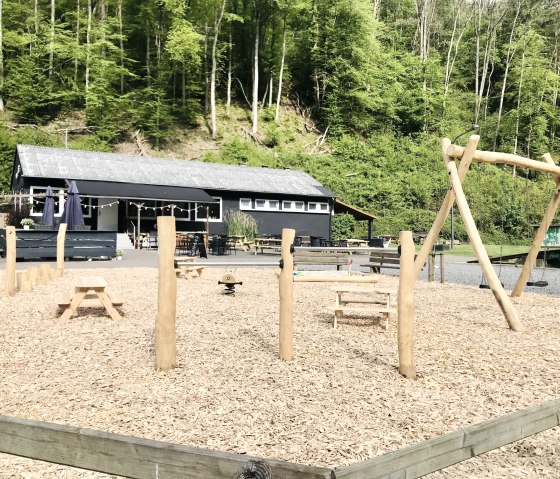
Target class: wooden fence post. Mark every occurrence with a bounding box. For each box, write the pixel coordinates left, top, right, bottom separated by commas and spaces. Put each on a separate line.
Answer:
428, 253, 435, 282
56, 224, 67, 278
5, 226, 16, 296
440, 253, 445, 284
398, 231, 416, 379
155, 215, 177, 371
279, 228, 295, 361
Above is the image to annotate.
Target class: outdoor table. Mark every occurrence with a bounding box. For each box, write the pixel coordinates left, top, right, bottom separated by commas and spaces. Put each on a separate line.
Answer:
58, 276, 123, 322
253, 237, 283, 254
345, 239, 369, 247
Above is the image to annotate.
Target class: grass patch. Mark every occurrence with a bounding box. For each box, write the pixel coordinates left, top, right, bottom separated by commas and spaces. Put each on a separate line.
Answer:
443, 244, 529, 258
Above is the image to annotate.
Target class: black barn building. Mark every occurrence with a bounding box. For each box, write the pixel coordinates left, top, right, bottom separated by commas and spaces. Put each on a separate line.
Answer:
10, 145, 338, 238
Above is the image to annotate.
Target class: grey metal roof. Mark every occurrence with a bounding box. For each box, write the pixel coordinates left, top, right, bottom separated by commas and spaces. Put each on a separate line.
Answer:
16, 145, 336, 198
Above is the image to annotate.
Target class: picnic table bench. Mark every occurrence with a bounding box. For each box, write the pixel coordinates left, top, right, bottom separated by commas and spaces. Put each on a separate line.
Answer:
331, 286, 396, 329
293, 250, 352, 270
174, 256, 205, 280
57, 276, 123, 322
360, 248, 403, 273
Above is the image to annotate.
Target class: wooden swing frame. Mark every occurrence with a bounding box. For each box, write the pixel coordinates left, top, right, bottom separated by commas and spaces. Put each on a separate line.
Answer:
414, 135, 559, 332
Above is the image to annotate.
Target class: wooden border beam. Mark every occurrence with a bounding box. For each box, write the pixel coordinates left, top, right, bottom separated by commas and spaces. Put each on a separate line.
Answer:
447, 145, 560, 177
511, 153, 560, 297
414, 135, 480, 278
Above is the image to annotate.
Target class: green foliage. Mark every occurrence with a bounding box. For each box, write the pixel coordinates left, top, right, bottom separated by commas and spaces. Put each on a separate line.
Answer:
331, 213, 356, 240
223, 209, 258, 240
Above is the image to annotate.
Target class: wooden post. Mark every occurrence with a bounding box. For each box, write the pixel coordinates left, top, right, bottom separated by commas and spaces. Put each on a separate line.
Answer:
5, 226, 16, 297
511, 153, 560, 297
22, 270, 32, 293
398, 231, 416, 379
28, 267, 38, 288
279, 228, 295, 361
414, 136, 480, 278
16, 271, 24, 291
155, 215, 177, 371
40, 263, 52, 282
447, 160, 523, 332
440, 253, 445, 284
56, 223, 67, 278
428, 252, 435, 282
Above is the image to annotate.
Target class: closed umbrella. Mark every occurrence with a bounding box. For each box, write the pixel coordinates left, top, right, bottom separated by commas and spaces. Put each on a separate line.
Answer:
59, 181, 84, 230
40, 186, 55, 228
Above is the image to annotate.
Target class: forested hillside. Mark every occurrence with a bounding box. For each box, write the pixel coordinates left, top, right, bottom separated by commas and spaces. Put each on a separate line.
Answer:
0, 0, 559, 242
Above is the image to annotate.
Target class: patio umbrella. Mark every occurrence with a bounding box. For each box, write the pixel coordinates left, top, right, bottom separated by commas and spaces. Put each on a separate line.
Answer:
40, 186, 55, 228
59, 181, 84, 230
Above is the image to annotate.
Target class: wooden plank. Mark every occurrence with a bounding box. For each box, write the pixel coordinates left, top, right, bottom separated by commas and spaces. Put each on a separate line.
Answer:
335, 429, 466, 479
0, 415, 332, 479
332, 307, 396, 315
294, 275, 379, 283
463, 401, 560, 456
335, 399, 560, 479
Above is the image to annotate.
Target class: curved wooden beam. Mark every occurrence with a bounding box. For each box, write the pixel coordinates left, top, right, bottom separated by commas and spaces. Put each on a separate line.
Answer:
447, 145, 560, 177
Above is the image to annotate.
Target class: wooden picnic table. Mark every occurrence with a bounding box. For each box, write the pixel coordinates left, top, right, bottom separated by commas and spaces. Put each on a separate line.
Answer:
253, 237, 282, 254
58, 276, 123, 322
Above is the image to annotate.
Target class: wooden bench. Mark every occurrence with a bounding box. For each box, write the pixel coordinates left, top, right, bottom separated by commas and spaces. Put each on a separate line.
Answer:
174, 256, 205, 280
293, 251, 353, 271
330, 286, 396, 329
360, 248, 402, 273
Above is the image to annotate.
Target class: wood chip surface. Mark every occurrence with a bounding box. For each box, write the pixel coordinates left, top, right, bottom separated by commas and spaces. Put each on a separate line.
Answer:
0, 267, 559, 477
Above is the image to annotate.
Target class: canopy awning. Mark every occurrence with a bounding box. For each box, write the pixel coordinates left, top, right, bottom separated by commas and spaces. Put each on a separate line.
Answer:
334, 199, 377, 221
70, 179, 217, 203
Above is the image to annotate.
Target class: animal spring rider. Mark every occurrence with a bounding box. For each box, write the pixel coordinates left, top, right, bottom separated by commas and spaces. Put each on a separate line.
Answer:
218, 272, 242, 295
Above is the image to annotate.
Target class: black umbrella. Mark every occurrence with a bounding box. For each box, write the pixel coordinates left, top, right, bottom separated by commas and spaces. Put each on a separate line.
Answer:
59, 181, 84, 230
40, 186, 55, 228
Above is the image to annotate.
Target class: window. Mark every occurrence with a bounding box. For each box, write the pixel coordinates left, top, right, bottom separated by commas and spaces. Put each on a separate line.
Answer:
240, 198, 252, 210
255, 199, 280, 211
282, 200, 305, 211
308, 202, 329, 213
172, 202, 191, 220
196, 197, 222, 222
29, 187, 64, 218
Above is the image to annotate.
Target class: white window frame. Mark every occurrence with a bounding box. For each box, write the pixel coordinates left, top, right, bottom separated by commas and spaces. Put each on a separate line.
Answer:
282, 200, 305, 211
307, 201, 330, 214
171, 202, 192, 221
29, 187, 65, 218
254, 199, 280, 211
196, 197, 222, 222
239, 198, 252, 210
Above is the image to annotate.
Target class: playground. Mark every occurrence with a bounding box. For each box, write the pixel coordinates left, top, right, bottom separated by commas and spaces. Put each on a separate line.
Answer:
0, 263, 559, 477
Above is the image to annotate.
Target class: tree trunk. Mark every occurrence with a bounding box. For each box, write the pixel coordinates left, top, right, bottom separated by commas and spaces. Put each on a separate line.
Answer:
74, 0, 80, 86
85, 0, 92, 102
226, 28, 232, 117
118, 0, 124, 94
211, 0, 227, 139
252, 11, 260, 134
0, 0, 3, 111
493, 0, 523, 150
49, 0, 56, 77
204, 23, 209, 113
146, 19, 151, 85
513, 47, 527, 157
274, 19, 286, 123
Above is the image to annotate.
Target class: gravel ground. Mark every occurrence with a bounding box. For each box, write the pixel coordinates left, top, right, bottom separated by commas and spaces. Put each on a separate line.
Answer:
0, 256, 559, 478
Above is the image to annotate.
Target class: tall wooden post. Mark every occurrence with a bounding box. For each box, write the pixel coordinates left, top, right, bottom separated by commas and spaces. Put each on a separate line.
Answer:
155, 215, 177, 371
5, 226, 16, 296
279, 228, 295, 361
398, 231, 416, 379
428, 253, 435, 282
414, 136, 480, 278
440, 254, 445, 284
511, 153, 560, 297
447, 160, 523, 332
56, 223, 67, 278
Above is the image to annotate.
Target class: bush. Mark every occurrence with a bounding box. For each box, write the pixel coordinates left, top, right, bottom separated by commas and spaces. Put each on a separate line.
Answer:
223, 209, 258, 241
332, 213, 356, 240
